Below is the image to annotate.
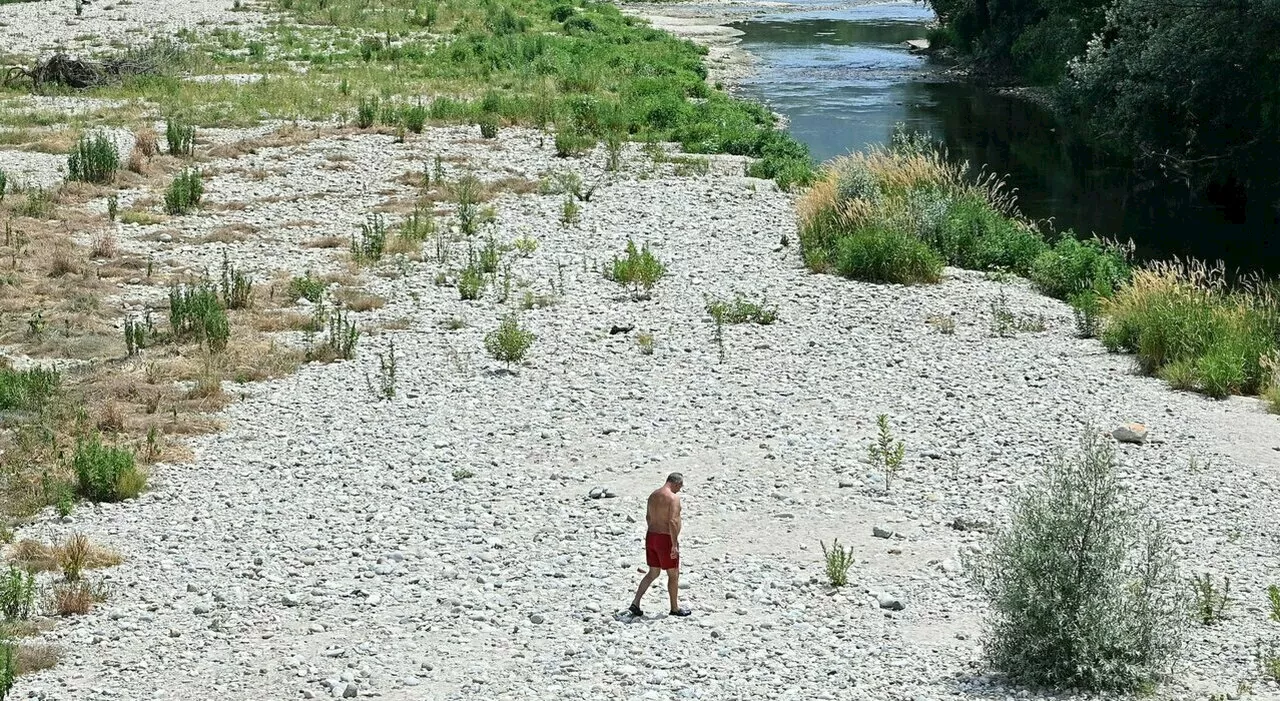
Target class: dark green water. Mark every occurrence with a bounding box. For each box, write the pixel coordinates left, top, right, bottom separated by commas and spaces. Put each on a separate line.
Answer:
731, 2, 1275, 275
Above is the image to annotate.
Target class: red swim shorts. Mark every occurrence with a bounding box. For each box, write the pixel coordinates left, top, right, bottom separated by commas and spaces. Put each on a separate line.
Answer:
645, 531, 679, 570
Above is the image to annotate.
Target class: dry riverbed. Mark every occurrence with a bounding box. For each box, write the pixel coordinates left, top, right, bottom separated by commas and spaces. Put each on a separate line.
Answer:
0, 2, 1278, 701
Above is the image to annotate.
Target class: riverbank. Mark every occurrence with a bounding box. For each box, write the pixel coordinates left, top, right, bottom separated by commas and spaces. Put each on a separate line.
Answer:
0, 1, 1277, 700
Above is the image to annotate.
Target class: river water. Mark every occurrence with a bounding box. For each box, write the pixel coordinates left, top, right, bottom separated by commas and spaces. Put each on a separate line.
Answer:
729, 2, 1274, 276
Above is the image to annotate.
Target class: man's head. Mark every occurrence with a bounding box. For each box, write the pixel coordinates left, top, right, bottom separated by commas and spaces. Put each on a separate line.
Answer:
665, 472, 684, 493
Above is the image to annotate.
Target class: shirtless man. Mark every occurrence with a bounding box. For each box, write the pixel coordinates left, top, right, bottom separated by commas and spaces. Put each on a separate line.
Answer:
628, 473, 692, 618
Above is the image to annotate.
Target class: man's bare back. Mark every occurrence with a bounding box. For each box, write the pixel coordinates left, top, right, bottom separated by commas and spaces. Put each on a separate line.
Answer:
646, 486, 681, 536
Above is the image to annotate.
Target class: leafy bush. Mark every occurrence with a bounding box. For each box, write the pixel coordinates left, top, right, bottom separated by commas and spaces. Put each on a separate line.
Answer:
1030, 235, 1131, 300
0, 366, 59, 412
1100, 261, 1280, 397
835, 228, 944, 284
72, 435, 145, 503
169, 281, 229, 352
931, 196, 1045, 275
286, 272, 325, 303
820, 539, 855, 587
607, 239, 667, 299
968, 427, 1184, 692
351, 213, 387, 264
705, 294, 778, 325
403, 102, 428, 133
67, 132, 119, 184
485, 314, 535, 369
165, 116, 195, 156
164, 168, 204, 215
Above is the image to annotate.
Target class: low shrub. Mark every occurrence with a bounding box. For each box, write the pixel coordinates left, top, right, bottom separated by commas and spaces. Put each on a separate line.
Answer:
165, 116, 195, 156
67, 132, 119, 184
607, 239, 667, 299
0, 367, 60, 412
1030, 235, 1131, 300
169, 281, 229, 352
834, 227, 944, 284
968, 427, 1184, 692
479, 113, 499, 139
554, 128, 593, 158
164, 168, 204, 215
485, 315, 535, 369
286, 272, 325, 303
402, 102, 428, 133
72, 435, 145, 503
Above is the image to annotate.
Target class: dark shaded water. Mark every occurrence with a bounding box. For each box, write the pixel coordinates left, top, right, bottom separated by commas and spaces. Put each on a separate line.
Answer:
730, 2, 1276, 275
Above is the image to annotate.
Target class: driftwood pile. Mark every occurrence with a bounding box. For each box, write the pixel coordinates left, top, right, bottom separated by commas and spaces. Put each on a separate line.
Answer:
3, 42, 179, 89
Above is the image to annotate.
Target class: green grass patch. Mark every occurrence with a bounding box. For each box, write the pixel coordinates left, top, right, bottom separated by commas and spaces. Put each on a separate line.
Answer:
1101, 261, 1280, 398
83, 0, 813, 188
0, 367, 60, 412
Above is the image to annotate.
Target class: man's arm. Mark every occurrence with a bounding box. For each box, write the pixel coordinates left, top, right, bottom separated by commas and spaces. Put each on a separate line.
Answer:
668, 496, 682, 550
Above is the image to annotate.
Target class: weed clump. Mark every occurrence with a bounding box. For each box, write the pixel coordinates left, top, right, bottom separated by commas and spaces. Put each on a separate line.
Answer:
165, 116, 196, 156
67, 132, 119, 183
164, 168, 204, 215
706, 294, 778, 325
0, 367, 60, 412
351, 213, 387, 264
169, 281, 229, 352
607, 239, 666, 300
72, 435, 145, 503
820, 539, 855, 587
485, 315, 535, 369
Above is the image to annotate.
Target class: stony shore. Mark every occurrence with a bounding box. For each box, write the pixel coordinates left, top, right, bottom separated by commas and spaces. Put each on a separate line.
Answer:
1, 2, 1279, 701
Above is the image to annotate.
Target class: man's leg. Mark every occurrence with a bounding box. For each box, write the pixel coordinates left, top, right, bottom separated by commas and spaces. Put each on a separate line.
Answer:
631, 567, 660, 612
667, 567, 691, 616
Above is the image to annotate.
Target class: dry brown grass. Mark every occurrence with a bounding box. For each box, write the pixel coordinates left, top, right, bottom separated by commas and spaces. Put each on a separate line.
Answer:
10, 535, 122, 575
304, 235, 345, 249
50, 581, 94, 616
15, 643, 62, 675
126, 148, 148, 175
336, 290, 385, 312
135, 127, 158, 158
249, 310, 312, 332
96, 400, 126, 433
90, 231, 118, 259
202, 223, 257, 243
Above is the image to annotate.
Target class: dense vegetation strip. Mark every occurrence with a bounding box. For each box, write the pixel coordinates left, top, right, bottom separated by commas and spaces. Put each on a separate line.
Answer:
798, 130, 1280, 405
57, 0, 814, 188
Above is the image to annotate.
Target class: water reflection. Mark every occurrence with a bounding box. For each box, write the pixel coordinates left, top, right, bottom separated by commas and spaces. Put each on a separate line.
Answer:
731, 3, 1274, 274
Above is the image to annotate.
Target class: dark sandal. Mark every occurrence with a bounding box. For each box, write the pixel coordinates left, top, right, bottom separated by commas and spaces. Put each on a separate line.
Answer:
627, 603, 643, 617
669, 607, 692, 617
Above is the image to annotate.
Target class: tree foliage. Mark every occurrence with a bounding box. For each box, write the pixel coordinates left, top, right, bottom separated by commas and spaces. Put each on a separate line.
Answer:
929, 0, 1280, 209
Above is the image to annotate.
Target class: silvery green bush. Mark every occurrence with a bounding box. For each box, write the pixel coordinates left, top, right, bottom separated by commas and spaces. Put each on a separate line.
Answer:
968, 427, 1185, 692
